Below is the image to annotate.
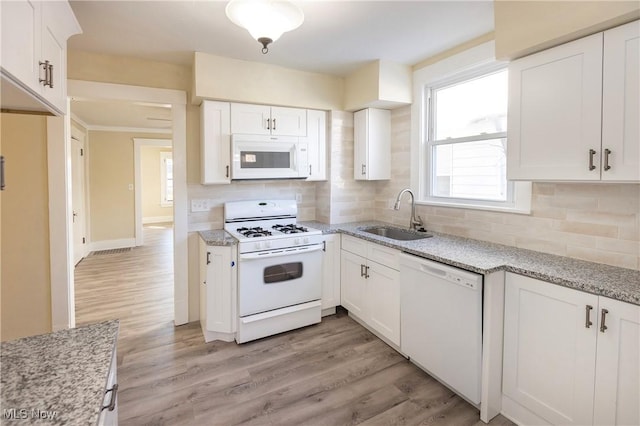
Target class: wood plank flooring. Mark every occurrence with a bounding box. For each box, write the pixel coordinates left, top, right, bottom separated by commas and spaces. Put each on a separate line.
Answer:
75, 225, 514, 426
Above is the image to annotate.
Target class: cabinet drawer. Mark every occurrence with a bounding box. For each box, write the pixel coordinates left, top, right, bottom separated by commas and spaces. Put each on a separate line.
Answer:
341, 234, 368, 257
367, 243, 400, 270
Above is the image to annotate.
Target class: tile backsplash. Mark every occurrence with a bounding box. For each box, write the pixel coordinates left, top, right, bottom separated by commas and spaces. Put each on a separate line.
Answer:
188, 105, 639, 270
377, 106, 640, 270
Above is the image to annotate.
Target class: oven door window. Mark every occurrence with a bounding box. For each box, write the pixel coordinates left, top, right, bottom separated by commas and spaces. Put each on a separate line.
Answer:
241, 151, 291, 169
264, 262, 303, 283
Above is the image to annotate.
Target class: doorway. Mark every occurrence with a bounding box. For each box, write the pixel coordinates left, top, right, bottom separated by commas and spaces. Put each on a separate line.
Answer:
62, 80, 188, 328
70, 124, 87, 265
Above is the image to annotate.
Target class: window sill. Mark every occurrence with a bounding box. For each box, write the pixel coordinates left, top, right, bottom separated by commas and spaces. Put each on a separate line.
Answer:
161, 202, 174, 208
417, 199, 531, 215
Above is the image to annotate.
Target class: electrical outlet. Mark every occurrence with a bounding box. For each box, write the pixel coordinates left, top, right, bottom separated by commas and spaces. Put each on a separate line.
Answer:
191, 199, 209, 212
295, 194, 303, 203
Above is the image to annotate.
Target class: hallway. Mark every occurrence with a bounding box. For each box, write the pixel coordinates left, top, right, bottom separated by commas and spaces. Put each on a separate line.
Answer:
75, 224, 174, 338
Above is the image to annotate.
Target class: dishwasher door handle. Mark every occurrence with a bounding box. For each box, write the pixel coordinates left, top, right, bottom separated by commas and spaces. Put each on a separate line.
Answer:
419, 264, 448, 278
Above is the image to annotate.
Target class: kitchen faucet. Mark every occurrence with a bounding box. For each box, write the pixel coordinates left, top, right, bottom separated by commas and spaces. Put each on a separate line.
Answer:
394, 188, 424, 231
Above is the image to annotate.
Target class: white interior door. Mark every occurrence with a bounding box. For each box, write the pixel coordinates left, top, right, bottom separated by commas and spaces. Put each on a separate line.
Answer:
70, 130, 86, 265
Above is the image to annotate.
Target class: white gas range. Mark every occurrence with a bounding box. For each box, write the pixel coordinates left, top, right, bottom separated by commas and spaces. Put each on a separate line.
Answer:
224, 200, 325, 343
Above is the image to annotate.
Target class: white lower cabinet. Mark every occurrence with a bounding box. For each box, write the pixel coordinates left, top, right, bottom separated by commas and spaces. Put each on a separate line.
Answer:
97, 348, 118, 425
340, 235, 400, 346
321, 234, 341, 312
199, 238, 237, 342
503, 273, 639, 426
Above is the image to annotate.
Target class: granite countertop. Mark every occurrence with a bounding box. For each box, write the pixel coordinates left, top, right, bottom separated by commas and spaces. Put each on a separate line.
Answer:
1, 320, 119, 425
199, 229, 237, 246
300, 220, 640, 306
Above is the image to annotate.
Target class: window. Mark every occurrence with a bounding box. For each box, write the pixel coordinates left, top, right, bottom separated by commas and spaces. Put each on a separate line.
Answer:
160, 151, 173, 207
413, 42, 531, 213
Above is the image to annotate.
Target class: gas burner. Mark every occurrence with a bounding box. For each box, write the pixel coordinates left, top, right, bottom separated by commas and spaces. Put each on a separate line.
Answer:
237, 227, 272, 238
272, 224, 309, 234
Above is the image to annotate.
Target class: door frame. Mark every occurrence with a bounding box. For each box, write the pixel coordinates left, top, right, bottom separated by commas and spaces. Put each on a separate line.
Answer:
52, 80, 189, 329
70, 124, 88, 264
134, 138, 173, 246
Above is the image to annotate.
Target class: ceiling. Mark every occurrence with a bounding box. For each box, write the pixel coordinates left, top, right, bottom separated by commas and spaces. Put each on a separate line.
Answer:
68, 0, 494, 130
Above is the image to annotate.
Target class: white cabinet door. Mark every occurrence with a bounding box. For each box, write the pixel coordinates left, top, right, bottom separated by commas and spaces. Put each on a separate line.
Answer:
602, 20, 640, 182
593, 297, 640, 426
41, 1, 68, 112
366, 261, 400, 346
340, 250, 367, 317
231, 103, 270, 135
321, 235, 341, 310
271, 106, 307, 136
0, 0, 41, 93
305, 109, 327, 181
354, 108, 390, 180
503, 273, 598, 426
507, 33, 603, 181
204, 245, 235, 333
201, 100, 231, 184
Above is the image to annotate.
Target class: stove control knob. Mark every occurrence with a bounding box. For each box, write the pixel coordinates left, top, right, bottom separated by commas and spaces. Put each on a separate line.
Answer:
255, 242, 262, 250
294, 238, 300, 245
303, 237, 310, 244
265, 241, 271, 248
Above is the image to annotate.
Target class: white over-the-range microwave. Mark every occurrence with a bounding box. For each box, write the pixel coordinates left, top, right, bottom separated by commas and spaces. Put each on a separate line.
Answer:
231, 134, 309, 180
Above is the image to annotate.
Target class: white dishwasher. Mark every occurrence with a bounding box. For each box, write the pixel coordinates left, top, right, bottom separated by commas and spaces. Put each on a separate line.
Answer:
399, 253, 483, 404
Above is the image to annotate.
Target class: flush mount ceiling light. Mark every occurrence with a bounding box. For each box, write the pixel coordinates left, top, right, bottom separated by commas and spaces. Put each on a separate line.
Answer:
225, 0, 304, 54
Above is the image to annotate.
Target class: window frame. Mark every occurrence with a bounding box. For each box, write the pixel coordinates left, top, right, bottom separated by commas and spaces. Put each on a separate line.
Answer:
160, 151, 173, 207
411, 41, 531, 214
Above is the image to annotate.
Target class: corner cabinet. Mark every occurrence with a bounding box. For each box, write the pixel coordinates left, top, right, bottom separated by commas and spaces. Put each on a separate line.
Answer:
201, 100, 231, 184
199, 238, 237, 342
0, 0, 81, 115
340, 235, 400, 346
507, 20, 639, 182
304, 109, 327, 181
230, 103, 307, 136
502, 273, 639, 426
354, 108, 391, 180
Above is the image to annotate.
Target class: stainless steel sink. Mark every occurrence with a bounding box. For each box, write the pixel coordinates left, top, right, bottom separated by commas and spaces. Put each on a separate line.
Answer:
361, 226, 432, 241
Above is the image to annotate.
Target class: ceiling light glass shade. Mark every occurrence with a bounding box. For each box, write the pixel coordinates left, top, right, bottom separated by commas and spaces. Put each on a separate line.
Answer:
226, 0, 304, 52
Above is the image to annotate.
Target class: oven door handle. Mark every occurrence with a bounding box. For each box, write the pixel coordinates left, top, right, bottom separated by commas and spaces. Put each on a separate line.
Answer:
240, 243, 324, 260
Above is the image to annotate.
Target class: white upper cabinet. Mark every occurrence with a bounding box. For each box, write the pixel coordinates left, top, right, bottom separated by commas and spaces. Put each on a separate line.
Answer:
201, 100, 231, 185
304, 109, 327, 181
231, 103, 307, 136
354, 108, 391, 180
0, 0, 81, 115
508, 20, 639, 182
602, 20, 640, 181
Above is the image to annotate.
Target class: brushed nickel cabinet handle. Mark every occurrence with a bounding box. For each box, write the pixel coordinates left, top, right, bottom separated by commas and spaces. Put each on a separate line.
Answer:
365, 265, 370, 279
225, 165, 229, 178
361, 164, 366, 175
102, 384, 118, 412
272, 118, 276, 130
603, 149, 611, 171
600, 308, 609, 333
266, 118, 271, 130
48, 63, 54, 88
309, 165, 312, 176
206, 252, 211, 265
360, 264, 365, 277
588, 149, 597, 171
39, 60, 50, 86
585, 305, 593, 328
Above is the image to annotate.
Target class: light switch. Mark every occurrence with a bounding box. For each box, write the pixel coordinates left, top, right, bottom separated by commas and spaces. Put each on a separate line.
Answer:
191, 199, 209, 212
128, 184, 133, 191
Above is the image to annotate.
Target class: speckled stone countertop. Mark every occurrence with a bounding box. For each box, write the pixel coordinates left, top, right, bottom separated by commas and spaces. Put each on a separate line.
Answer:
301, 220, 640, 306
1, 320, 119, 425
199, 229, 237, 246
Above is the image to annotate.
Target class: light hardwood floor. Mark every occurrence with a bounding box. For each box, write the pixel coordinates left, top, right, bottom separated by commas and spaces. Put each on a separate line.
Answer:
75, 226, 514, 426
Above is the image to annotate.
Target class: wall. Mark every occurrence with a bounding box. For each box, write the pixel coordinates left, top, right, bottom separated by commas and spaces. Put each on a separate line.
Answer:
1, 113, 52, 341
88, 130, 170, 244
376, 106, 640, 271
494, 1, 640, 59
192, 52, 344, 110
141, 146, 173, 223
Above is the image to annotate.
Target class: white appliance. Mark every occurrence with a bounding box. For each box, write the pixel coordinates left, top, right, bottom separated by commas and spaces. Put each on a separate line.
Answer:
231, 134, 308, 180
399, 253, 483, 404
224, 200, 324, 343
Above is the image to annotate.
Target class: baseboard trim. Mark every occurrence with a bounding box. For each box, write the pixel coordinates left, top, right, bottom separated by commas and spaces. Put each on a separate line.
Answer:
88, 238, 136, 252
142, 216, 173, 224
